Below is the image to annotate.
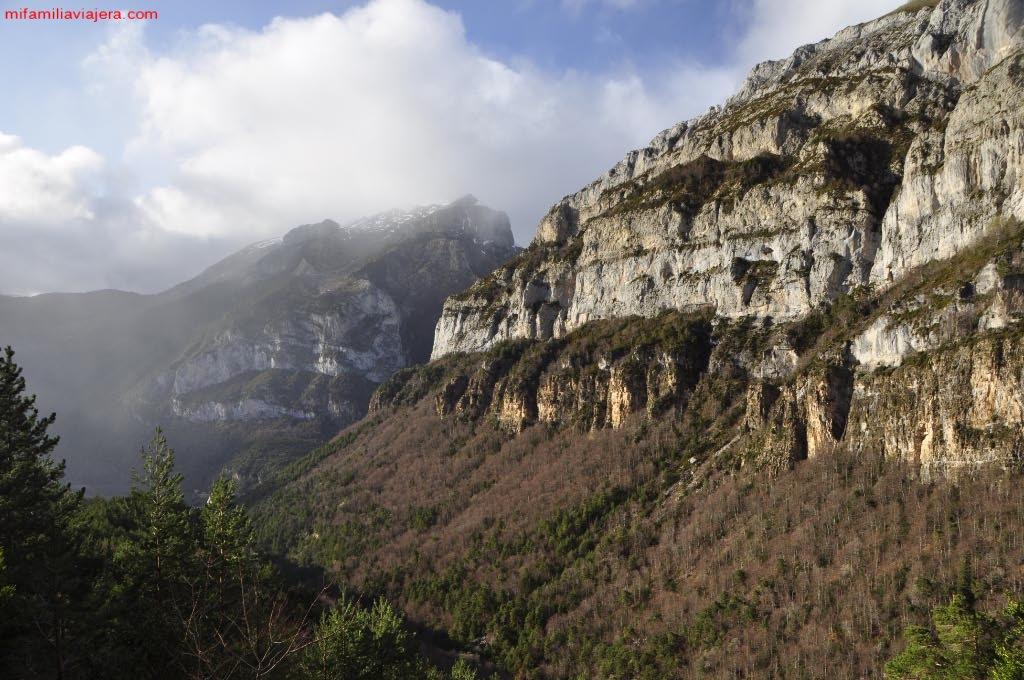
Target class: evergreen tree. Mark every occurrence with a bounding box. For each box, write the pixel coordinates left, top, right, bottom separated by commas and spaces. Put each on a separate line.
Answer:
993, 601, 1024, 680
86, 435, 309, 680
0, 346, 84, 678
201, 475, 253, 572
886, 624, 944, 680
185, 472, 315, 679
449, 658, 480, 680
886, 593, 997, 679
100, 428, 194, 679
130, 428, 192, 590
302, 596, 420, 680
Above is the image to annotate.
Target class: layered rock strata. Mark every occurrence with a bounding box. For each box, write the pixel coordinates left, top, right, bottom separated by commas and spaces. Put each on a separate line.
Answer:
433, 0, 1024, 359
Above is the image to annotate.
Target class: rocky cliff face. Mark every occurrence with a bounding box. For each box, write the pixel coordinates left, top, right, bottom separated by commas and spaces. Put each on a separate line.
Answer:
376, 311, 715, 434
756, 225, 1024, 476
416, 0, 1024, 478
433, 0, 1024, 358
146, 280, 405, 425
375, 213, 1024, 482
133, 197, 516, 432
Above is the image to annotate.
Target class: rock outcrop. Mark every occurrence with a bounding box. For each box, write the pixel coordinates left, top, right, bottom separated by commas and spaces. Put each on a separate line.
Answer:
413, 0, 1024, 479
780, 235, 1024, 474
131, 197, 516, 430
432, 0, 1024, 359
380, 312, 714, 434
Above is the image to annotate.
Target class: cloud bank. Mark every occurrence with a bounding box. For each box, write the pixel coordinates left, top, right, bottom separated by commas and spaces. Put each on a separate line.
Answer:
0, 134, 103, 225
114, 0, 734, 242
0, 0, 916, 295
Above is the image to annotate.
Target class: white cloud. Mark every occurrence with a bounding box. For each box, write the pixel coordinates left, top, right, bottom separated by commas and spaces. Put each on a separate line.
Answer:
737, 0, 903, 65
8, 0, 909, 295
85, 0, 733, 249
0, 133, 104, 224
0, 133, 232, 295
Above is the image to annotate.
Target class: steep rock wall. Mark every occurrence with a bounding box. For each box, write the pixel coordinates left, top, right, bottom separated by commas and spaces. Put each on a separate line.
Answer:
382, 312, 715, 434
432, 0, 1024, 359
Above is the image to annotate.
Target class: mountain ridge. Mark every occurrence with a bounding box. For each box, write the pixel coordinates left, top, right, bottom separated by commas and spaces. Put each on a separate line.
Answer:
248, 2, 1024, 676
0, 197, 517, 495
431, 0, 1024, 359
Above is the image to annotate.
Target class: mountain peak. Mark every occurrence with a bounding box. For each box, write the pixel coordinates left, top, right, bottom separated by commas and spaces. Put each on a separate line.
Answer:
450, 193, 479, 207
281, 219, 341, 246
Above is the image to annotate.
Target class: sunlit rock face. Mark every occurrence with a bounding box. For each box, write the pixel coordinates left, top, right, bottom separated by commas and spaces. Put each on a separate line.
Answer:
422, 0, 1024, 479
432, 0, 1024, 359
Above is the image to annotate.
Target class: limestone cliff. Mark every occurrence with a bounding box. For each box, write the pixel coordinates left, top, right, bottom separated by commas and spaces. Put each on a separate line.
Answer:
757, 224, 1024, 476
412, 0, 1024, 479
130, 197, 515, 431
376, 311, 714, 434
432, 0, 1024, 358
378, 211, 1024, 480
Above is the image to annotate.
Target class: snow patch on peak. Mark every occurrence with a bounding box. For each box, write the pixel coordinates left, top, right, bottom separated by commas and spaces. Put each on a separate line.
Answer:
253, 237, 282, 250
345, 204, 444, 234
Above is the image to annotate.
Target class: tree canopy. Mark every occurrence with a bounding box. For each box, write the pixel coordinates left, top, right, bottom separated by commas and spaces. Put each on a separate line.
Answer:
0, 347, 485, 679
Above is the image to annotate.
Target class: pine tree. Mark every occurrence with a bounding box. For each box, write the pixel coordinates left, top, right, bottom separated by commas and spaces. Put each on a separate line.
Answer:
0, 346, 83, 678
130, 428, 191, 590
302, 596, 420, 680
185, 473, 315, 679
184, 474, 257, 678
0, 346, 79, 581
449, 658, 479, 680
886, 593, 997, 679
103, 428, 194, 680
201, 475, 253, 572
0, 348, 86, 675
993, 601, 1024, 680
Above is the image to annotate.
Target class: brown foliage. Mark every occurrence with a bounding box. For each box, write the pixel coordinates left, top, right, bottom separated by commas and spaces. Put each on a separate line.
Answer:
250, 306, 1024, 678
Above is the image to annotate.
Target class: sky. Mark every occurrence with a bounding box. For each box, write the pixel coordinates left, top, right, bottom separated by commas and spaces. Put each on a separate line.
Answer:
0, 0, 902, 295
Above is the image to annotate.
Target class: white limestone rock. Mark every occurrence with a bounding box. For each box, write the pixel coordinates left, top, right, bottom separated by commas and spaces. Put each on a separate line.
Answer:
433, 0, 1024, 363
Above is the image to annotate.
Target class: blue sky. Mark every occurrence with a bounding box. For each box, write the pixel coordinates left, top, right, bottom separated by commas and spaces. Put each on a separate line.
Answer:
0, 0, 900, 294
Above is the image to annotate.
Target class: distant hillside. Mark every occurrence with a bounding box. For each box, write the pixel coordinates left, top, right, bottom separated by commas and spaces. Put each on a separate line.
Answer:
0, 196, 518, 496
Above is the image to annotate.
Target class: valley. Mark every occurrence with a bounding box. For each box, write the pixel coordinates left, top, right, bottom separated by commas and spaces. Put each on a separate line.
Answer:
6, 0, 1024, 677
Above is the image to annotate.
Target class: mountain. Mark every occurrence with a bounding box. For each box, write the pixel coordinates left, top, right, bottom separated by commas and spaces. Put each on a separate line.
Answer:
427, 0, 1024, 477
249, 1, 1024, 677
433, 0, 1023, 357
0, 196, 517, 496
